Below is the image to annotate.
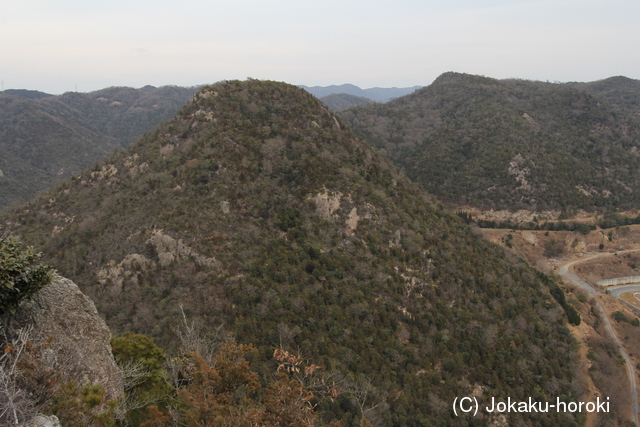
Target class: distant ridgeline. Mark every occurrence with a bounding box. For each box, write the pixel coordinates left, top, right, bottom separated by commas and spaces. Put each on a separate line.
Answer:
0, 85, 199, 211
3, 80, 580, 425
339, 72, 640, 213
319, 93, 374, 111
563, 76, 640, 115
300, 84, 422, 103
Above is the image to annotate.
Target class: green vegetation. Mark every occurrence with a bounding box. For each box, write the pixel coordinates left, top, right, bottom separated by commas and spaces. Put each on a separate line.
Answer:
538, 272, 580, 326
51, 382, 118, 427
564, 76, 640, 115
110, 331, 340, 426
0, 85, 198, 211
611, 311, 639, 326
0, 89, 52, 100
2, 80, 582, 425
111, 332, 173, 423
320, 93, 373, 111
596, 211, 640, 229
0, 228, 53, 314
340, 72, 640, 212
457, 211, 597, 233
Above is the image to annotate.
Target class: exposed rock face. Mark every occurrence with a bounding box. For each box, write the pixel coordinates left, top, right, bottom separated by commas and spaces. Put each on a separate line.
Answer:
1, 274, 124, 401
311, 187, 342, 220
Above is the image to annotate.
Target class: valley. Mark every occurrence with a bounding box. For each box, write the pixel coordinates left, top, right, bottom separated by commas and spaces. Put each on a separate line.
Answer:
477, 216, 640, 426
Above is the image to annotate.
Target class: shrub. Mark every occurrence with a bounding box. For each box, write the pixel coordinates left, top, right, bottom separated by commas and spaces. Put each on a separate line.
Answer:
612, 311, 629, 323
0, 230, 53, 315
51, 382, 117, 427
111, 332, 173, 422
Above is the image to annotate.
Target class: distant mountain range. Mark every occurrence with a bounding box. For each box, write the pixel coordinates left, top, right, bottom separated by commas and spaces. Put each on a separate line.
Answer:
339, 73, 640, 212
0, 85, 199, 211
300, 84, 422, 103
5, 75, 640, 216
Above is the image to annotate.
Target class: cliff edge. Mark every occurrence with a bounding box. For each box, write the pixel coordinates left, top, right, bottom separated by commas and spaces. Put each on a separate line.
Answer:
1, 274, 124, 402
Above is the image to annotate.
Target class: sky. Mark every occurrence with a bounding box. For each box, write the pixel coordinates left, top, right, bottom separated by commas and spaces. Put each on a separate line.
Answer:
1, 0, 639, 94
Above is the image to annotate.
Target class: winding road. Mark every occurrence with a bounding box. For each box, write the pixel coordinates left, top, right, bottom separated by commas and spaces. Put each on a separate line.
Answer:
609, 285, 640, 313
558, 250, 640, 427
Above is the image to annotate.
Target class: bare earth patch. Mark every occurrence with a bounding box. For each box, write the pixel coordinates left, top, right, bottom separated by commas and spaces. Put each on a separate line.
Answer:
619, 292, 640, 310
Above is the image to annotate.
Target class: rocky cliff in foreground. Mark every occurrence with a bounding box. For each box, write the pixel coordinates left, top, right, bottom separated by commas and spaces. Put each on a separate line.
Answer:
1, 274, 123, 423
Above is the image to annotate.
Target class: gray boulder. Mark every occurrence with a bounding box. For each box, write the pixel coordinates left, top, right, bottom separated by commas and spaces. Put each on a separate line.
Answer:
22, 415, 61, 427
2, 274, 124, 401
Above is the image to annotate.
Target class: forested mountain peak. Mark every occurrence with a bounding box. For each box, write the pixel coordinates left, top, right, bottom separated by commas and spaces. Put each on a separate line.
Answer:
339, 72, 640, 212
430, 71, 496, 86
3, 79, 580, 425
1, 89, 53, 99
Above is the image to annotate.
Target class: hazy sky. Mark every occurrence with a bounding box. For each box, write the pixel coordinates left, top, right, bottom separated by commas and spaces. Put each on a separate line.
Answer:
2, 0, 638, 94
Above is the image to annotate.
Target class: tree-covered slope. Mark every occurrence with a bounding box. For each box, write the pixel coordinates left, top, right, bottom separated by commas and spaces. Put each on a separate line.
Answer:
320, 93, 373, 111
565, 76, 640, 115
3, 80, 581, 425
339, 72, 640, 212
0, 85, 198, 211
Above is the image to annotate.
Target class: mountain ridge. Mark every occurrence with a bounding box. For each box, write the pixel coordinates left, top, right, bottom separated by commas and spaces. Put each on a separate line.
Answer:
320, 93, 374, 111
2, 79, 580, 425
339, 72, 640, 212
0, 85, 199, 211
563, 75, 640, 115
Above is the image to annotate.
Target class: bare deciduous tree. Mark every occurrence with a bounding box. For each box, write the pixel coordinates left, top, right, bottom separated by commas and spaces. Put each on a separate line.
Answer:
0, 326, 37, 426
346, 374, 388, 427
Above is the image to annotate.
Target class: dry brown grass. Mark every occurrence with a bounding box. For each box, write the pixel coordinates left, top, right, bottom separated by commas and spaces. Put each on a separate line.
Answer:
619, 292, 640, 310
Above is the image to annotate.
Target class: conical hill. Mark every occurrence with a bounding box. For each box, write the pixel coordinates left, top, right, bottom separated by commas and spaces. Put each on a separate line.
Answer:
4, 79, 578, 425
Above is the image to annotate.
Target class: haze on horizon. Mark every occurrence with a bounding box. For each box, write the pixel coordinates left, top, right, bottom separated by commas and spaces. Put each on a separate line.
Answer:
1, 0, 638, 95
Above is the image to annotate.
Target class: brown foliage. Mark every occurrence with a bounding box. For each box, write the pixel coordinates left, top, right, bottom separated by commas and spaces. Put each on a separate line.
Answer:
178, 343, 261, 426
177, 342, 340, 427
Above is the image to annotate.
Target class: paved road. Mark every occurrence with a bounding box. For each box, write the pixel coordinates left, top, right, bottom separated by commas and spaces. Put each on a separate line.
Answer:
558, 259, 603, 297
608, 285, 640, 314
558, 251, 640, 427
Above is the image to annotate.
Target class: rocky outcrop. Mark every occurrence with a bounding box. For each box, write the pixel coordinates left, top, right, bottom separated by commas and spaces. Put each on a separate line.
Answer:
22, 415, 61, 427
1, 274, 124, 401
